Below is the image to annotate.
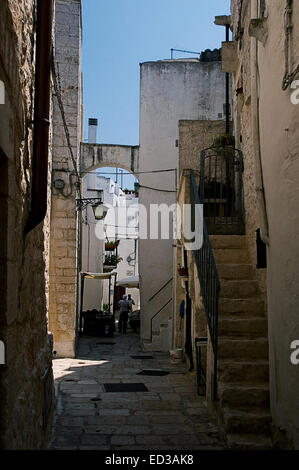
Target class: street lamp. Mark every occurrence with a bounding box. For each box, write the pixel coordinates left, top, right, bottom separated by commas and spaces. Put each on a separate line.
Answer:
76, 197, 109, 221
92, 203, 109, 220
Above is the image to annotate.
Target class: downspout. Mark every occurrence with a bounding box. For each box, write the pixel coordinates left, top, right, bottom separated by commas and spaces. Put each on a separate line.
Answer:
25, 0, 54, 233
250, 0, 270, 245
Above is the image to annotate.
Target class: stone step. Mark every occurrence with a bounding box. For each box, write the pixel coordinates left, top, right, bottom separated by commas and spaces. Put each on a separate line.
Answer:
221, 407, 272, 434
218, 360, 269, 384
219, 280, 259, 298
213, 248, 249, 264
219, 298, 265, 315
218, 337, 269, 360
218, 382, 270, 408
210, 235, 246, 250
217, 264, 255, 280
226, 433, 273, 450
142, 338, 162, 352
218, 316, 268, 338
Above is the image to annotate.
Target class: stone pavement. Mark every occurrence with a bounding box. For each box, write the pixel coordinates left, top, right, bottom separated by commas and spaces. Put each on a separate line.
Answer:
49, 333, 226, 450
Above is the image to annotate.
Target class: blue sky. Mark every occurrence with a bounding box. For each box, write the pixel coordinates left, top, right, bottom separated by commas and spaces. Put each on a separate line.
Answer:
82, 0, 230, 188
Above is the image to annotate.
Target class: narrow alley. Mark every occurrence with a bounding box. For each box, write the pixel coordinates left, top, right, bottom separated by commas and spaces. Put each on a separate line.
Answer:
2, 0, 299, 454
50, 333, 226, 450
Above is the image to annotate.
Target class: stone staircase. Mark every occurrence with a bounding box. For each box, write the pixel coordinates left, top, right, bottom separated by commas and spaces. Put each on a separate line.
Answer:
210, 235, 272, 450
143, 316, 173, 352
142, 280, 173, 352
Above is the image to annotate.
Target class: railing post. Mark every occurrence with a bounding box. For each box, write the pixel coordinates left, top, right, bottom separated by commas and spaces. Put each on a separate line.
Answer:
190, 171, 220, 403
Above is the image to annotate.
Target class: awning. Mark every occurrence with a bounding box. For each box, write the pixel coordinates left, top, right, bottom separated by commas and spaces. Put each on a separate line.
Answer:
80, 272, 117, 280
116, 275, 139, 288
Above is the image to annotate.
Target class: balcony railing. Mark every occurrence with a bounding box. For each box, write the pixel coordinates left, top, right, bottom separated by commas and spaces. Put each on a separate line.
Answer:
199, 145, 245, 235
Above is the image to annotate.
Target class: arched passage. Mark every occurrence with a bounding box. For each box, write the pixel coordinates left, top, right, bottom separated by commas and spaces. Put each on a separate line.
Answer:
80, 161, 140, 334
80, 143, 139, 176
49, 143, 139, 358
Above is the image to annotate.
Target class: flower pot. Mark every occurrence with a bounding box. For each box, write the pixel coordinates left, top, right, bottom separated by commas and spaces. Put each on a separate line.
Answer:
105, 240, 120, 251
178, 267, 188, 277
105, 244, 116, 251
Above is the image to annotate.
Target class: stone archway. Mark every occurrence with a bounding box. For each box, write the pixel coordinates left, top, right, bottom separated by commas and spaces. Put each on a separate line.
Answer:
80, 143, 139, 176
49, 142, 139, 358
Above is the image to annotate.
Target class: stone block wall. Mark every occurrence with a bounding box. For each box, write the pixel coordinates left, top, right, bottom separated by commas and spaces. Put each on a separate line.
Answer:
48, 0, 82, 358
0, 0, 54, 449
231, 0, 299, 448
174, 121, 230, 400
230, 0, 267, 301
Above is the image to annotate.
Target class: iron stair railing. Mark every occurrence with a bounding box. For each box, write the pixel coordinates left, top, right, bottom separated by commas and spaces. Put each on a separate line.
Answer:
190, 171, 221, 402
149, 298, 173, 343
148, 277, 173, 302
148, 278, 173, 343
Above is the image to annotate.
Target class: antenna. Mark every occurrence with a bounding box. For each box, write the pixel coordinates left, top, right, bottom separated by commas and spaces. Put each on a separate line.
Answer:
170, 48, 201, 59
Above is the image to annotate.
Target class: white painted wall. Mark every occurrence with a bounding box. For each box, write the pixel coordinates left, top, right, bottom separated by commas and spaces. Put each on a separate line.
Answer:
81, 173, 104, 310
81, 171, 139, 311
138, 58, 227, 350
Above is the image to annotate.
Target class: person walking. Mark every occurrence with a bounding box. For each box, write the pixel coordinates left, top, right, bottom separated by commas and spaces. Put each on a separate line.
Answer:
118, 294, 129, 334
127, 294, 135, 312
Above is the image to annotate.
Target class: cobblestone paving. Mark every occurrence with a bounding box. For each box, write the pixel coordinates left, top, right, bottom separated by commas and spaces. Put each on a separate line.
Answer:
50, 333, 226, 450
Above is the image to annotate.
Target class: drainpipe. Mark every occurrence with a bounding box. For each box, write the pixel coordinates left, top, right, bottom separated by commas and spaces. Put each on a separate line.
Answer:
250, 0, 270, 245
25, 0, 54, 233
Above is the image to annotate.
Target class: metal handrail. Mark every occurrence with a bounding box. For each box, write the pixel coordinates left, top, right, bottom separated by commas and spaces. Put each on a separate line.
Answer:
190, 171, 220, 402
148, 277, 173, 302
149, 298, 173, 343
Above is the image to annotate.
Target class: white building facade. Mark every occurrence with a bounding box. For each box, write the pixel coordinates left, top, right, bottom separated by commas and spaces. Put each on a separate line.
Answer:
138, 54, 228, 351
81, 172, 139, 311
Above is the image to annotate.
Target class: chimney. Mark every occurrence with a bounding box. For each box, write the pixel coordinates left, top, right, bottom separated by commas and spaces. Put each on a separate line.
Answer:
88, 118, 98, 143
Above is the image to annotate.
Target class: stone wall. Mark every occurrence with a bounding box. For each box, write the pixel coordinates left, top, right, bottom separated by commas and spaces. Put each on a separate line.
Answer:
179, 120, 227, 175
174, 121, 227, 385
230, 0, 299, 448
48, 0, 82, 358
230, 0, 267, 302
0, 0, 54, 449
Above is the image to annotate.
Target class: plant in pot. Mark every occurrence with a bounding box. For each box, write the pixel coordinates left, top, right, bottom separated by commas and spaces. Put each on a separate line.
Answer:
104, 254, 123, 266
213, 134, 235, 148
213, 134, 235, 158
105, 240, 120, 251
177, 264, 188, 277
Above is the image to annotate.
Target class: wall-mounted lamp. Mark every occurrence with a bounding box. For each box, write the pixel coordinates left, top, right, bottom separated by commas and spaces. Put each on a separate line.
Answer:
76, 197, 108, 221
92, 203, 109, 220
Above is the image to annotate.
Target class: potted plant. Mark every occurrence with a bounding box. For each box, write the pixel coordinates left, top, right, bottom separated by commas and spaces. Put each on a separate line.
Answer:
213, 134, 236, 158
104, 254, 123, 266
134, 182, 139, 197
177, 265, 188, 277
105, 240, 120, 251
213, 134, 235, 148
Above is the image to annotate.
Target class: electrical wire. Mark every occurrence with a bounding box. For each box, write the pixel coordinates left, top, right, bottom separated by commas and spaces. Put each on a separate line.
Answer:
55, 168, 177, 176
51, 53, 82, 198
138, 184, 176, 193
